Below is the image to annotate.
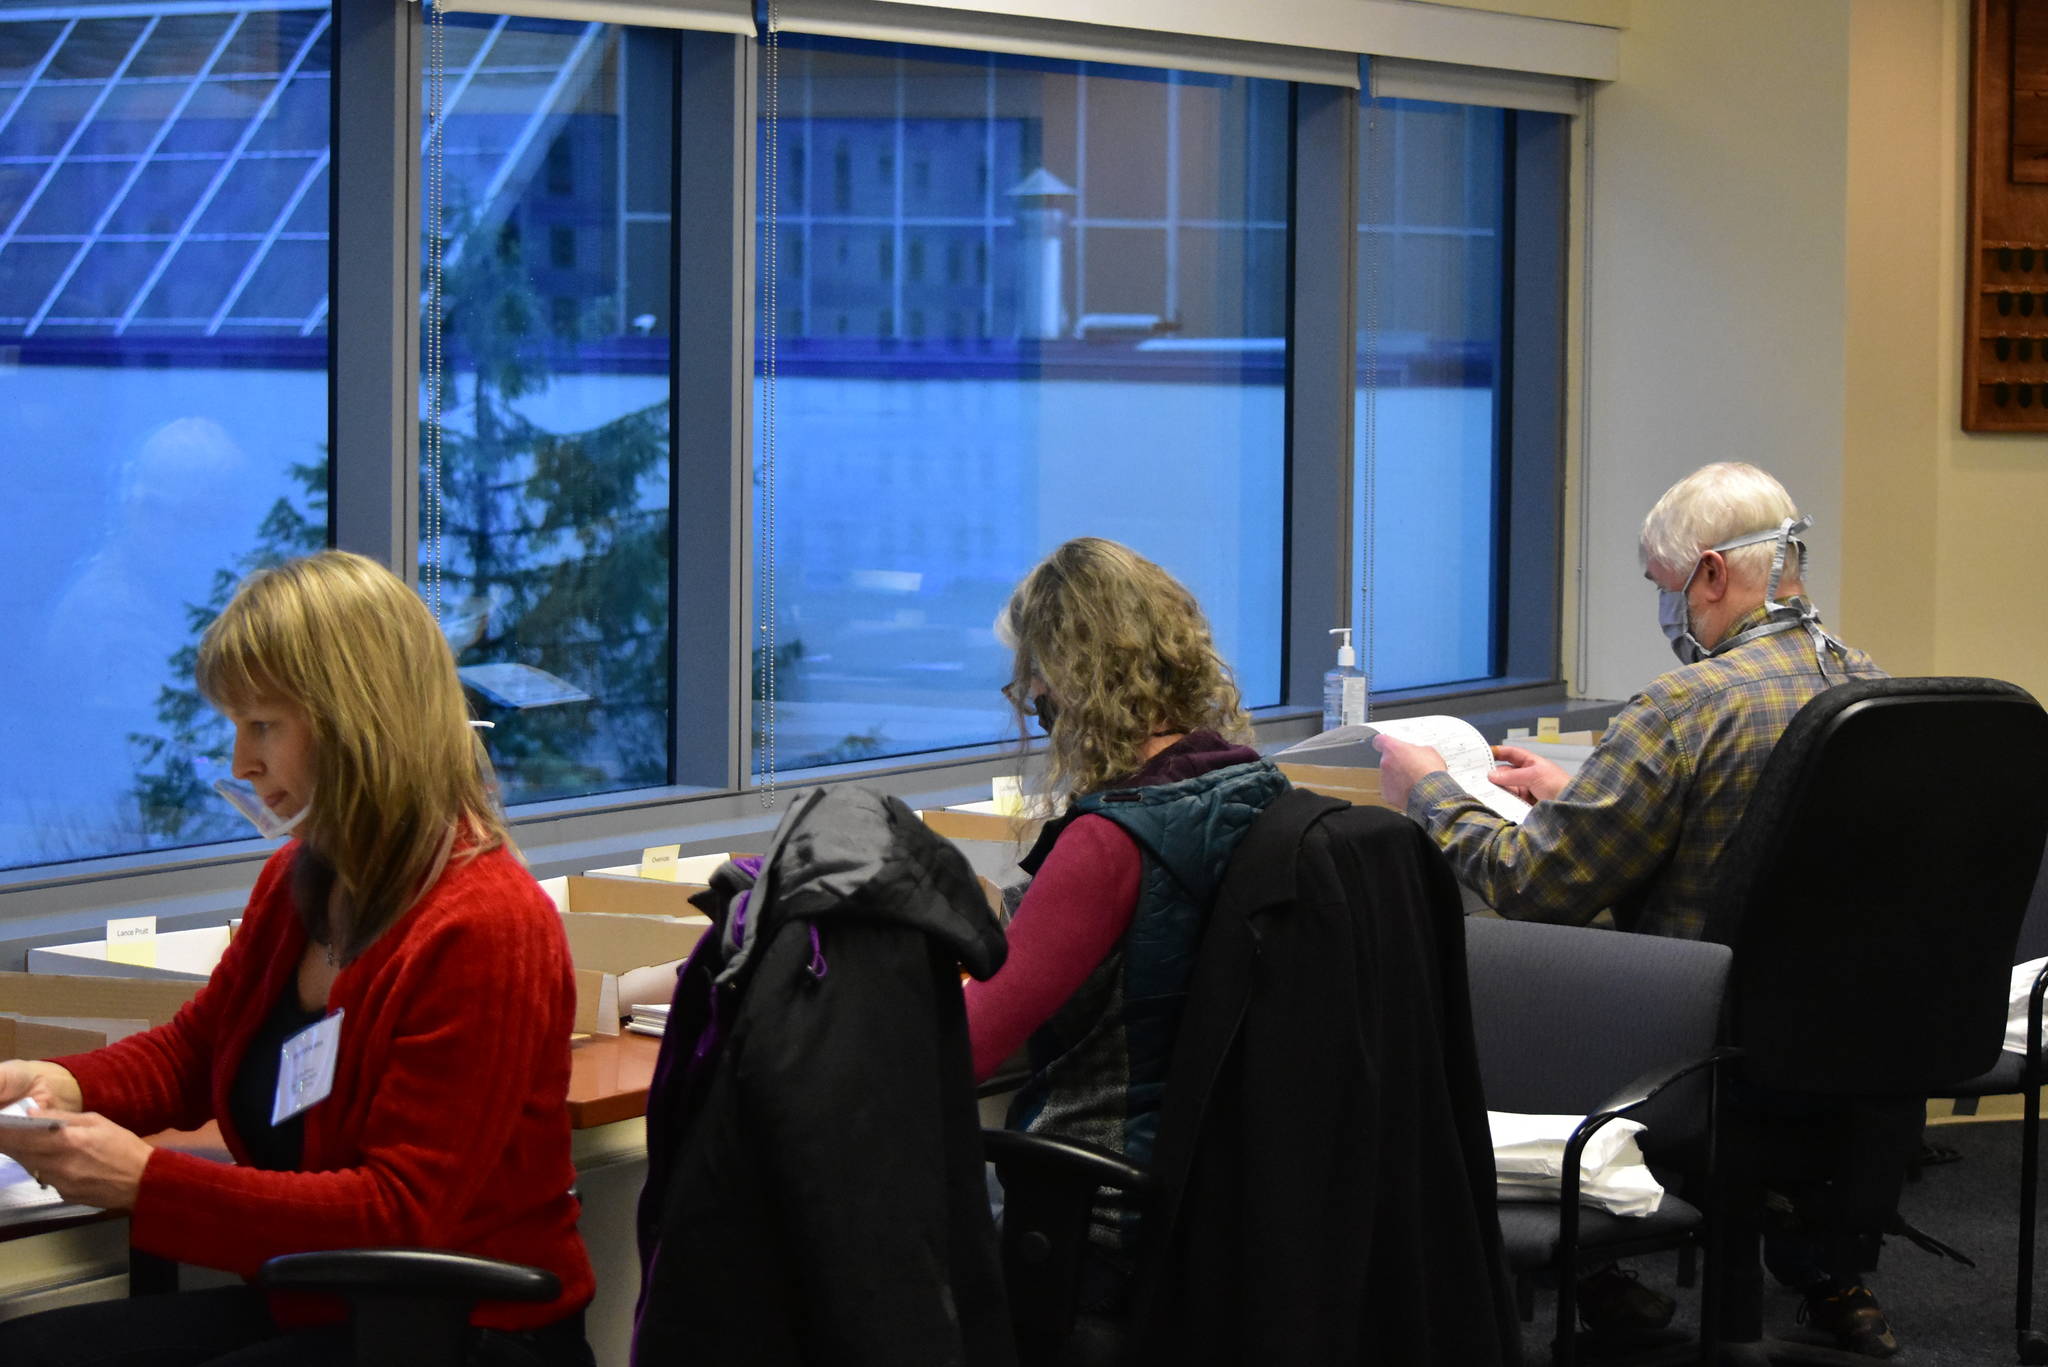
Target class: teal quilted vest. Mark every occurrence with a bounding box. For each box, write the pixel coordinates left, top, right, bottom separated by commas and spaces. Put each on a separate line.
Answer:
1006, 757, 1288, 1250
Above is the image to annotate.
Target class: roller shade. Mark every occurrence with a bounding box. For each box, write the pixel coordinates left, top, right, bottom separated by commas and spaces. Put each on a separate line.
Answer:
1370, 57, 1584, 116
432, 0, 1617, 86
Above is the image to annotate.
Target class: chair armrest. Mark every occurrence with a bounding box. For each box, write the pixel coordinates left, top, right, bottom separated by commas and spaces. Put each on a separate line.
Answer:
982, 1128, 1156, 1200
258, 1249, 561, 1304
1582, 1045, 1745, 1131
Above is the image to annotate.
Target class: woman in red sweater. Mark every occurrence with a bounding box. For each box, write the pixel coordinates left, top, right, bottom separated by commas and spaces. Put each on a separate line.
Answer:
0, 551, 594, 1367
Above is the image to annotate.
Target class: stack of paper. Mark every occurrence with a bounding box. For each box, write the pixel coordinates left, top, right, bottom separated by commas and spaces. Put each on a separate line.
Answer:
2004, 956, 2048, 1054
627, 1003, 670, 1038
0, 1102, 68, 1213
1490, 1111, 1666, 1218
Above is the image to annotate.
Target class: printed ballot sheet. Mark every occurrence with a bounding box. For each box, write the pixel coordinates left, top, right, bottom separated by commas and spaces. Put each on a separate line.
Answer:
0, 1101, 68, 1212
1278, 716, 1532, 824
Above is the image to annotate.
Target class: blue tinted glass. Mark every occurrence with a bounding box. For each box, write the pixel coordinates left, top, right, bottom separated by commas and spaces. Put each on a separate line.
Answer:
125, 13, 234, 78
1355, 97, 1505, 692
102, 155, 217, 234
131, 238, 247, 319
0, 82, 97, 157
50, 18, 151, 80
1, 2, 332, 870
420, 18, 675, 806
243, 72, 325, 151
751, 38, 1286, 772
18, 156, 135, 234
194, 152, 312, 231
161, 79, 267, 154
72, 81, 184, 155
229, 236, 323, 320
47, 239, 160, 319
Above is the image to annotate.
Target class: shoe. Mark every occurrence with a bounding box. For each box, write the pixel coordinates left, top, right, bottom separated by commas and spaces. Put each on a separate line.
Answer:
1576, 1262, 1676, 1334
1796, 1281, 1899, 1359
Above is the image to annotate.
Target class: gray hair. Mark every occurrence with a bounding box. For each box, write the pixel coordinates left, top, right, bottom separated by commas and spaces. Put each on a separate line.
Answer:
1638, 462, 1803, 583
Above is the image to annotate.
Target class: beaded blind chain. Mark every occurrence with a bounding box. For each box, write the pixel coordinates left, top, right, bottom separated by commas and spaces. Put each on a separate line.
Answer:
1357, 62, 1384, 722
424, 0, 448, 624
757, 0, 781, 807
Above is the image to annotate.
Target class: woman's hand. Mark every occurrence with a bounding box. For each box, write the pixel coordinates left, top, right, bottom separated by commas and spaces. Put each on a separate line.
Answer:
1488, 744, 1571, 805
0, 1111, 152, 1211
0, 1059, 82, 1115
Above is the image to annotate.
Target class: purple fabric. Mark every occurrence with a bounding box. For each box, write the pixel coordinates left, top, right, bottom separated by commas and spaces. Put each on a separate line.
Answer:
1113, 729, 1262, 790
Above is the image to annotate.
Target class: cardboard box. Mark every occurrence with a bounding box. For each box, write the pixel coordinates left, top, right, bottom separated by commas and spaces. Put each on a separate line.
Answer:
918, 807, 1045, 845
541, 878, 713, 1036
28, 926, 231, 983
0, 971, 202, 1056
1276, 762, 1397, 810
540, 873, 710, 918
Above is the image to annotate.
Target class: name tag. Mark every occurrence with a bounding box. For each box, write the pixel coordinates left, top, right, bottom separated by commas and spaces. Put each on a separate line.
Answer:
272, 1009, 344, 1126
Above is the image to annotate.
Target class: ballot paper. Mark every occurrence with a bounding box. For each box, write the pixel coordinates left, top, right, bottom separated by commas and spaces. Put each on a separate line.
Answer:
2005, 956, 2048, 1055
1278, 716, 1531, 824
1489, 1111, 1666, 1218
0, 1102, 68, 1212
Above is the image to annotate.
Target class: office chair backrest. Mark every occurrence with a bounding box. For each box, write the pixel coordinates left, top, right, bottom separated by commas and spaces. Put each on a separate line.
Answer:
1466, 916, 1731, 1154
1704, 676, 2048, 1093
2013, 840, 2048, 966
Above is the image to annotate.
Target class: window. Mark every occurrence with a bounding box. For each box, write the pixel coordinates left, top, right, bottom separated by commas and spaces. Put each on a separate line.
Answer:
1, 2, 333, 869
753, 37, 1288, 773
1355, 97, 1506, 693
420, 17, 673, 807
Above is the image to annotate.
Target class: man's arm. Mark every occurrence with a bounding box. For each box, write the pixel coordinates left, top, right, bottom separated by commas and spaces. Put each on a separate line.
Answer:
1399, 697, 1692, 925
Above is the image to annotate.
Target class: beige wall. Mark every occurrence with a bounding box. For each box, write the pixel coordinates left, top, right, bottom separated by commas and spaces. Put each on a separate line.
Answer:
1843, 0, 2048, 701
1576, 0, 1851, 699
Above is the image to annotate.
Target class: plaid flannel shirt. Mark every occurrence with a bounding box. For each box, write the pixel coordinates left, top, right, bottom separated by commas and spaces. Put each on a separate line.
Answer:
1407, 600, 1886, 939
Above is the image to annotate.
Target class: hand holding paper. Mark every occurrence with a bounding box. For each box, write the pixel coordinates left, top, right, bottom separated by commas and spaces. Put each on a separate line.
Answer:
0, 1102, 150, 1212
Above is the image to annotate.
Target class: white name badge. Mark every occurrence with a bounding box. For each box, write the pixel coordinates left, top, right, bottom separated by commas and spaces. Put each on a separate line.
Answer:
272, 1009, 344, 1126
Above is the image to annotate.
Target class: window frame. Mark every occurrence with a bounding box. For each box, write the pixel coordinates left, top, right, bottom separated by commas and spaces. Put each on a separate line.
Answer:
0, 11, 1579, 948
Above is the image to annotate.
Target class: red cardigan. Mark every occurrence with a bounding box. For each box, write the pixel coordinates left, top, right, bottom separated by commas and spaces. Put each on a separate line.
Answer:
55, 841, 594, 1331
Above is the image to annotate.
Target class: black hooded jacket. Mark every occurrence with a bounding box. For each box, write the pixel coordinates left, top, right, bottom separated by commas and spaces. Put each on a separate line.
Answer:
632, 787, 1015, 1367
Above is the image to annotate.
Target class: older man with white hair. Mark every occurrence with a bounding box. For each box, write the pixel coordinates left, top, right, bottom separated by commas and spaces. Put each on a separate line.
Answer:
1376, 461, 1903, 1356
1376, 460, 1883, 940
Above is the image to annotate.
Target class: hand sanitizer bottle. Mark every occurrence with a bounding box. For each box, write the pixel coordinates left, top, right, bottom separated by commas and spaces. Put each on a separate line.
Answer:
1323, 628, 1366, 731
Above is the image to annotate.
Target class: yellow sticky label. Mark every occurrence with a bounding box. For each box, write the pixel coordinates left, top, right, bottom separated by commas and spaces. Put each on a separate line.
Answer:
1536, 716, 1561, 741
639, 844, 682, 882
991, 776, 1024, 817
107, 916, 158, 968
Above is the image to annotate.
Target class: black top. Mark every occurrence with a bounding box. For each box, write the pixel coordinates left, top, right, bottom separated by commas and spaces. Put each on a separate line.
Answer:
226, 980, 324, 1171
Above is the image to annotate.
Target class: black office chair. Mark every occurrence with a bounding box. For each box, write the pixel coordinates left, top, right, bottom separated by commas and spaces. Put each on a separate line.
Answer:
1466, 915, 1735, 1367
1934, 841, 2048, 1363
1700, 676, 2048, 1365
258, 1248, 562, 1367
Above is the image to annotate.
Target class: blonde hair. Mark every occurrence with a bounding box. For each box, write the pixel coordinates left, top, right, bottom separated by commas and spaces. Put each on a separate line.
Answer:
197, 550, 508, 959
1639, 462, 1804, 584
1004, 538, 1249, 806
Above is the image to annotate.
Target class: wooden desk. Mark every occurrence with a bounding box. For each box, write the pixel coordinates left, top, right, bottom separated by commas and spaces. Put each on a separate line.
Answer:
568, 1033, 661, 1130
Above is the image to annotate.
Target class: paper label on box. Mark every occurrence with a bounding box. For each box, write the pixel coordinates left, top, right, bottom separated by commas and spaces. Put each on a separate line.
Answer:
1536, 716, 1561, 741
639, 844, 683, 882
991, 776, 1024, 817
106, 917, 157, 968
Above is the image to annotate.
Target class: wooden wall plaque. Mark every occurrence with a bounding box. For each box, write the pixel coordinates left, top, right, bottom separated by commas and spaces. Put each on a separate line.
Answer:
1966, 0, 2048, 430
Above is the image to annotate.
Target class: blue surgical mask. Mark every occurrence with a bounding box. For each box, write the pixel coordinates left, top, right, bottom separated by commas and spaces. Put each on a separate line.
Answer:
1655, 516, 1814, 666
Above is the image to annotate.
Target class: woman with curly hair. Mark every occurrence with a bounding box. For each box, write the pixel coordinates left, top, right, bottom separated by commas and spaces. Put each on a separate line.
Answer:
967, 537, 1288, 1295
